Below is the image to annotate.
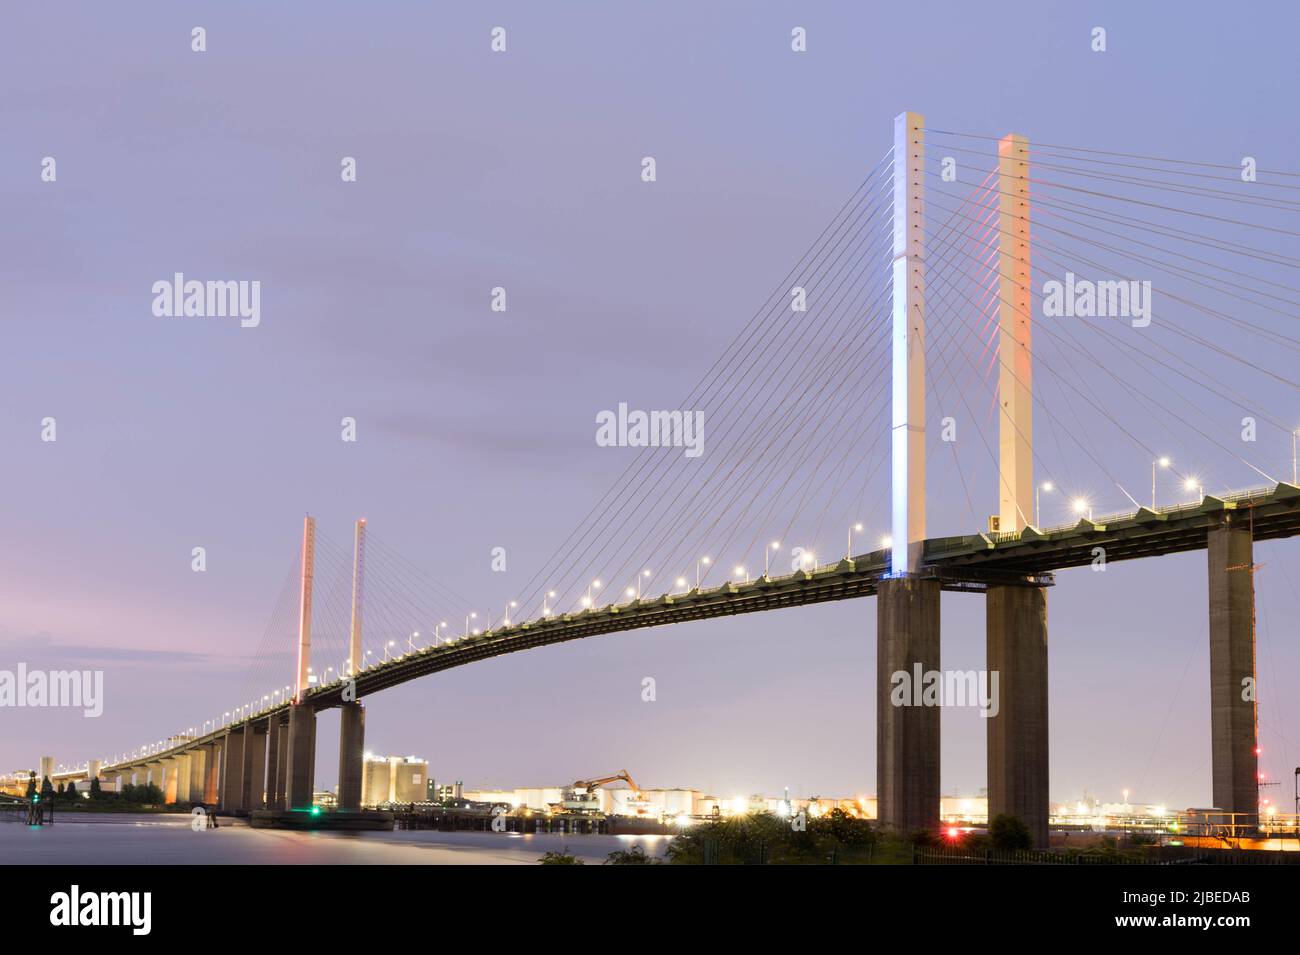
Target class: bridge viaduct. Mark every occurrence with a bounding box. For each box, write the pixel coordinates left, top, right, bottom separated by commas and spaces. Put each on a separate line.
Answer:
42, 112, 1291, 845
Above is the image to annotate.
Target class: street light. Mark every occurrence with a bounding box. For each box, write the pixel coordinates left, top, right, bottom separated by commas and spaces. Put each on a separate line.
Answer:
585, 579, 602, 607
846, 522, 864, 559
675, 576, 687, 592
465, 611, 477, 637
696, 556, 711, 588
881, 535, 893, 549
1152, 456, 1170, 509
734, 564, 749, 584
542, 591, 556, 616
503, 600, 517, 626
1184, 476, 1203, 502
1072, 497, 1092, 520
764, 541, 780, 579
1036, 481, 1054, 527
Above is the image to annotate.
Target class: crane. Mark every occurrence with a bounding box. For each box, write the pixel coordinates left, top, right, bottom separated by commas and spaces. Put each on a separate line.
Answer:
571, 770, 640, 796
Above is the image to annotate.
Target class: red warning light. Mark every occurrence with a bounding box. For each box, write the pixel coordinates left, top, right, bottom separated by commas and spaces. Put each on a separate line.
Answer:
946, 826, 960, 839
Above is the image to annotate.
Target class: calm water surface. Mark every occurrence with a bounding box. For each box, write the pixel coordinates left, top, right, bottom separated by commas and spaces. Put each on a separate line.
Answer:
2, 813, 675, 865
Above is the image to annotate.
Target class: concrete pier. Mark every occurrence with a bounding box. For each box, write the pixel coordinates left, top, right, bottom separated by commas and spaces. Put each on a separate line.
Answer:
241, 724, 267, 810
203, 743, 220, 804
1207, 515, 1259, 818
174, 753, 192, 803
265, 716, 283, 809
876, 576, 941, 832
337, 701, 365, 811
285, 703, 317, 810
188, 748, 206, 804
986, 583, 1049, 846
219, 728, 245, 812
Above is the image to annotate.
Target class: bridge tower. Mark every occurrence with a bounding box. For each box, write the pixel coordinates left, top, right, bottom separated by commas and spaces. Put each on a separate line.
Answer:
284, 515, 318, 810
877, 110, 942, 834
985, 133, 1050, 847
337, 518, 367, 811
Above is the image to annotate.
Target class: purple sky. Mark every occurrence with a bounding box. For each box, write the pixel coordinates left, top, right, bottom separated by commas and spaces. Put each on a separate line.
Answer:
3, 1, 1298, 810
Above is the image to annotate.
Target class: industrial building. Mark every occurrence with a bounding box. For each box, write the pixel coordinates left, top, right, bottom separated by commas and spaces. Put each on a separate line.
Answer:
360, 754, 428, 807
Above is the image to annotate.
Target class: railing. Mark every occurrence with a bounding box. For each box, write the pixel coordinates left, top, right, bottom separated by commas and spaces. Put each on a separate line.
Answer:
984, 482, 1282, 545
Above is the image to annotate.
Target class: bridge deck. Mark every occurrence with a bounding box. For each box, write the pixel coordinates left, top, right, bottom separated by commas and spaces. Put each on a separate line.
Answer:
88, 483, 1300, 779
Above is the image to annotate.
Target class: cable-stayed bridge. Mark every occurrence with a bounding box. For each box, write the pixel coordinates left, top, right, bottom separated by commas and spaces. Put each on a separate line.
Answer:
36, 112, 1300, 845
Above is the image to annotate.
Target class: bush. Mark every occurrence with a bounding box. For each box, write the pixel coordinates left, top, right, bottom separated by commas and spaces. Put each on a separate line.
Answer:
989, 814, 1033, 851
604, 845, 658, 865
538, 851, 583, 865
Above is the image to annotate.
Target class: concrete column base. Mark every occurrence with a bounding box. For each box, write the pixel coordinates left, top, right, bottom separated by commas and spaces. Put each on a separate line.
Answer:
242, 724, 268, 810
219, 729, 245, 812
876, 576, 941, 833
986, 583, 1049, 847
285, 703, 317, 810
1208, 516, 1258, 820
337, 702, 365, 811
174, 753, 192, 803
203, 744, 220, 804
265, 717, 283, 809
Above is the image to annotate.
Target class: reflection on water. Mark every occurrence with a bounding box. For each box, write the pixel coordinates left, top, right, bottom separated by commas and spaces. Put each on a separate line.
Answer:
1, 813, 674, 865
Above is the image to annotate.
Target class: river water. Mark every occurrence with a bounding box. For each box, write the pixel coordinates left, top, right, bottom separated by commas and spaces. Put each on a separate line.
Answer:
1, 813, 675, 865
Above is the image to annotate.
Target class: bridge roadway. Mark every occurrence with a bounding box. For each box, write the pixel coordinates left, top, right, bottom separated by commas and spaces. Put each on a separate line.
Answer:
80, 481, 1300, 792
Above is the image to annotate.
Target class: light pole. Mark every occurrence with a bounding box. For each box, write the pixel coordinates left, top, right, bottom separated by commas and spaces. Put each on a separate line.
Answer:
465, 612, 477, 637
384, 640, 396, 662
1072, 497, 1092, 521
765, 541, 780, 579
675, 576, 687, 593
1152, 456, 1170, 509
584, 579, 602, 608
503, 600, 517, 626
846, 522, 863, 559
1184, 477, 1203, 503
1292, 430, 1299, 485
1037, 481, 1053, 527
696, 556, 711, 588
734, 564, 749, 584
542, 591, 556, 616
436, 621, 447, 641
408, 631, 419, 653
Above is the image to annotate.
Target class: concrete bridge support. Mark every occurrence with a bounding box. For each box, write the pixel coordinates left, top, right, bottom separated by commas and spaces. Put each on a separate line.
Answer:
241, 724, 267, 810
986, 583, 1049, 847
219, 728, 245, 811
337, 701, 365, 811
876, 576, 941, 832
1207, 515, 1259, 819
188, 749, 206, 804
173, 753, 192, 803
203, 744, 220, 804
285, 703, 317, 810
266, 716, 284, 809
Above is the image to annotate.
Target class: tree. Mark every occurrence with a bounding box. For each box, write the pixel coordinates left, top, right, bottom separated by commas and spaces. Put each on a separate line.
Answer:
89, 777, 102, 800
989, 813, 1033, 852
41, 776, 55, 800
57, 781, 65, 795
25, 773, 36, 800
64, 780, 78, 800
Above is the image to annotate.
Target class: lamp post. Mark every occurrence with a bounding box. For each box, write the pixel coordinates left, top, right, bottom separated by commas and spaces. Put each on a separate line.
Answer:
1184, 477, 1203, 503
1037, 481, 1053, 527
503, 600, 517, 626
1151, 456, 1170, 509
696, 556, 711, 588
584, 579, 602, 608
465, 612, 477, 637
542, 591, 556, 616
846, 522, 863, 560
764, 541, 780, 579
734, 565, 749, 584
1072, 497, 1092, 521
